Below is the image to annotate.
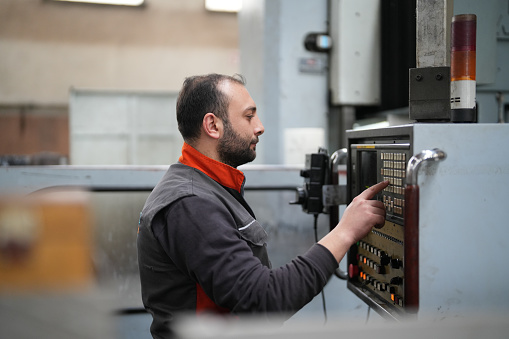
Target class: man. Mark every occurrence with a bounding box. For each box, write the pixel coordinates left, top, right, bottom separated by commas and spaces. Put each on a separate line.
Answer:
137, 73, 388, 338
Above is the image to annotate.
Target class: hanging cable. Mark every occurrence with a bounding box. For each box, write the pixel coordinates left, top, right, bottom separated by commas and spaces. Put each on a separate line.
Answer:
365, 306, 371, 323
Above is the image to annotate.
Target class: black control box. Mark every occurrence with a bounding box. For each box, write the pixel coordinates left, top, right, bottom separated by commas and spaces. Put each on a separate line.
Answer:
291, 148, 329, 215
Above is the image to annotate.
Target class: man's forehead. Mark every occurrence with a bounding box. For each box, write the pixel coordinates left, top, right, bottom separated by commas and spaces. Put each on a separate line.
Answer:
218, 79, 243, 94
221, 81, 254, 107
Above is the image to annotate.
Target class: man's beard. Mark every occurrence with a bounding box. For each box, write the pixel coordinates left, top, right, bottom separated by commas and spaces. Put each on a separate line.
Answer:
218, 121, 258, 168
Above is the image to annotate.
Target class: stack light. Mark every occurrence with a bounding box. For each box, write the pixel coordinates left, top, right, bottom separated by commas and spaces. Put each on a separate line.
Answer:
450, 14, 477, 122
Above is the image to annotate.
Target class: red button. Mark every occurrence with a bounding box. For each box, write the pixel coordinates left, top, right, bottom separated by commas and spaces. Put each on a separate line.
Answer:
348, 264, 359, 279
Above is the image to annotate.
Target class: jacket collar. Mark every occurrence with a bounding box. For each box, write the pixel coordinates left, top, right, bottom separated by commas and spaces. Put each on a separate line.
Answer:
178, 142, 245, 193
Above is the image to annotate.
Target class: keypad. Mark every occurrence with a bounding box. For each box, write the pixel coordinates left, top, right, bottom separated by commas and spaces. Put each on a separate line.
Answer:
381, 152, 406, 216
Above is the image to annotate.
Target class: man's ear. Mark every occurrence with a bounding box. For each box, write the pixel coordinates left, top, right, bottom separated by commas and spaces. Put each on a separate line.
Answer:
202, 113, 222, 140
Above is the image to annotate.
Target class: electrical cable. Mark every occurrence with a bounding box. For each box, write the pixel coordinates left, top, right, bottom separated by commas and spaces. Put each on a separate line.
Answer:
313, 213, 328, 324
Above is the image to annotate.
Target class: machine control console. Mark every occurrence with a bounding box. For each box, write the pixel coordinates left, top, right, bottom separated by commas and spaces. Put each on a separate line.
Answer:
347, 141, 411, 316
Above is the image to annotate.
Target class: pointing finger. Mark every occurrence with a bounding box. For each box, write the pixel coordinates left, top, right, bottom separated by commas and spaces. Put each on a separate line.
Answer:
358, 180, 390, 200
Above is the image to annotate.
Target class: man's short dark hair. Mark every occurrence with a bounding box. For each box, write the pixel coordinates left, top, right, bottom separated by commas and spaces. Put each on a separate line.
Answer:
176, 73, 246, 143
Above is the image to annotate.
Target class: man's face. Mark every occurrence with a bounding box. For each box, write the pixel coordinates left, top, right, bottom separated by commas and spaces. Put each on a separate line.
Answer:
217, 82, 264, 168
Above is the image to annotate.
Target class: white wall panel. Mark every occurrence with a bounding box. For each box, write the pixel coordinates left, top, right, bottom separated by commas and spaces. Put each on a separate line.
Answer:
69, 90, 181, 165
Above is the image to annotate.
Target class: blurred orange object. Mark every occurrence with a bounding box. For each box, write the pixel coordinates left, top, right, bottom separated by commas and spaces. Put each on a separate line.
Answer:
0, 190, 94, 292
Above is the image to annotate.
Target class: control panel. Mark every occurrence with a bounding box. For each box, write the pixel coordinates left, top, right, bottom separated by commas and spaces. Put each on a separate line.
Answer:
346, 133, 412, 318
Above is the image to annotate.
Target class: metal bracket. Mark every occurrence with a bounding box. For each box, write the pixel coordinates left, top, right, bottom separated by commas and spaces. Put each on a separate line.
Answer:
409, 66, 451, 121
322, 184, 347, 207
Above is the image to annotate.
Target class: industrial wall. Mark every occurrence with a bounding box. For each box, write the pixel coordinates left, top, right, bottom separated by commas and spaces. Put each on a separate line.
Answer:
0, 0, 239, 160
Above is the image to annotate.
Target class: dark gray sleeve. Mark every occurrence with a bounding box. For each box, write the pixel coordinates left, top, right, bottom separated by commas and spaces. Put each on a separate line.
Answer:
153, 195, 338, 318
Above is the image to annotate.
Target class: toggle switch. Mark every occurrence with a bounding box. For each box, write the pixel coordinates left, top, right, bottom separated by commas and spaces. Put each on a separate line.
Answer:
391, 258, 403, 269
380, 252, 391, 266
390, 276, 403, 285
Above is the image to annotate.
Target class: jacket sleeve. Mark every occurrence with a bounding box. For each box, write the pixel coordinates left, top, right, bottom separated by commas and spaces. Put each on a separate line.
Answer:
153, 195, 338, 318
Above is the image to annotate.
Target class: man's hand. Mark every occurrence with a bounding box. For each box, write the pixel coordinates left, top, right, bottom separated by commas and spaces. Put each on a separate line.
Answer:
337, 180, 389, 242
318, 180, 389, 263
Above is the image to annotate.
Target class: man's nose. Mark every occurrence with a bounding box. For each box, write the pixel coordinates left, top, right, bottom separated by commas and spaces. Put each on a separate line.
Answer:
255, 117, 264, 136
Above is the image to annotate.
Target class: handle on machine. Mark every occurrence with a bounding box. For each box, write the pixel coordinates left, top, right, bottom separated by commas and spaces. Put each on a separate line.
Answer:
404, 148, 446, 313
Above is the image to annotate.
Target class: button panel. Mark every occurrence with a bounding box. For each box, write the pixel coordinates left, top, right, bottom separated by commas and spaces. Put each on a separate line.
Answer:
349, 143, 410, 313
381, 152, 406, 217
348, 146, 411, 310
353, 239, 405, 309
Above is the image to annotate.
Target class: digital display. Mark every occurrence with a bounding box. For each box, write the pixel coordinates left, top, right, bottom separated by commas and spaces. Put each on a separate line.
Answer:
359, 151, 378, 195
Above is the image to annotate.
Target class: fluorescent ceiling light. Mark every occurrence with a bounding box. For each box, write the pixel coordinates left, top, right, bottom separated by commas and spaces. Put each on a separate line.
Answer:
52, 0, 144, 6
205, 0, 242, 13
